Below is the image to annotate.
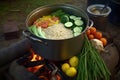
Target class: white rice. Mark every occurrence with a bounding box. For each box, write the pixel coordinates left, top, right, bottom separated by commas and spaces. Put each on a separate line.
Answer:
42, 23, 73, 40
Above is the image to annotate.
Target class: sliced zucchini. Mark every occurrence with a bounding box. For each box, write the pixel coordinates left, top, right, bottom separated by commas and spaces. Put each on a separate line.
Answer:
64, 22, 73, 27
37, 27, 46, 38
74, 32, 81, 37
74, 20, 83, 26
70, 15, 76, 20
28, 26, 33, 33
73, 27, 82, 33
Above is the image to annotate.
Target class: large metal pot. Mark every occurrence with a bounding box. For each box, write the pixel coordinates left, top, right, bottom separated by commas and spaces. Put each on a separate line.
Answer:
23, 4, 91, 61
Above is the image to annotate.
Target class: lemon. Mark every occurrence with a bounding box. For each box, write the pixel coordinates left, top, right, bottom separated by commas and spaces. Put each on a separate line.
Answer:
61, 63, 70, 72
69, 56, 79, 67
65, 67, 77, 77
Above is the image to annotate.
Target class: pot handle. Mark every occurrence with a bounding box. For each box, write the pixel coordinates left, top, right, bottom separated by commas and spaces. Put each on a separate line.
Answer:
22, 30, 47, 45
88, 20, 94, 29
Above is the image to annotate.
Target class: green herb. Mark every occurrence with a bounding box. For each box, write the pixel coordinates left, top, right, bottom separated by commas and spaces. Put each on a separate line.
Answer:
51, 9, 66, 17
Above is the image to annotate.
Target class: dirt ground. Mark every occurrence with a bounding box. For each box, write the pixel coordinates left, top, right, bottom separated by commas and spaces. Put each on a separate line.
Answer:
0, 0, 120, 80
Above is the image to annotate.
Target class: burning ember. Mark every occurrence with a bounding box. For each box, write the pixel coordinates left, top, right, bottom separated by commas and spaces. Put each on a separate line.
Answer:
18, 49, 62, 80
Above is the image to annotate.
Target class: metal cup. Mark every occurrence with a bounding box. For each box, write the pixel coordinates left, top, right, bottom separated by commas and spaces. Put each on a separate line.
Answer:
87, 4, 111, 31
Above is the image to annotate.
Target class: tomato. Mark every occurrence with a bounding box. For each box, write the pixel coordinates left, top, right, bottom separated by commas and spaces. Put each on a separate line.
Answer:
89, 27, 96, 35
94, 31, 102, 39
86, 29, 91, 35
100, 38, 107, 46
88, 34, 94, 40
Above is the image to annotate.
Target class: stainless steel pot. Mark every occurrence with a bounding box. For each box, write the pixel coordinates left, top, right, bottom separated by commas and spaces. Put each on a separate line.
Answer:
23, 4, 92, 61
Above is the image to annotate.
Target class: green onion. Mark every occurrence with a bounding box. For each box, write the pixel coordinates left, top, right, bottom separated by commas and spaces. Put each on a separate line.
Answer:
76, 34, 110, 80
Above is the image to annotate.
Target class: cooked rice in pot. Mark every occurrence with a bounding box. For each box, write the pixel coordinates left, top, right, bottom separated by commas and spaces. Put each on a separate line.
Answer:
42, 23, 73, 40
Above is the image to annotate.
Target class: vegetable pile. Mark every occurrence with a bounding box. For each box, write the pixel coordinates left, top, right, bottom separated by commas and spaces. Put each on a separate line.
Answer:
59, 27, 110, 80
86, 27, 107, 52
52, 10, 84, 36
28, 10, 85, 39
86, 27, 107, 46
76, 34, 110, 80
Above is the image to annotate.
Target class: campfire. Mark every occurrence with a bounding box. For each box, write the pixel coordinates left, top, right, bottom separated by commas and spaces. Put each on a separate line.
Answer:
16, 48, 69, 80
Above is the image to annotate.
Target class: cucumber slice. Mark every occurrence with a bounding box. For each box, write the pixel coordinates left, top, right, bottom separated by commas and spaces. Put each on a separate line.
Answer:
73, 17, 82, 20
37, 27, 46, 38
70, 15, 76, 20
60, 15, 69, 23
64, 22, 73, 27
74, 32, 81, 36
74, 20, 83, 26
31, 25, 39, 36
73, 27, 82, 33
79, 27, 83, 31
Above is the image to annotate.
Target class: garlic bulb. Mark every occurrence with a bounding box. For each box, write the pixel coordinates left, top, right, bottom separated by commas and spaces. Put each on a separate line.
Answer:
91, 39, 104, 52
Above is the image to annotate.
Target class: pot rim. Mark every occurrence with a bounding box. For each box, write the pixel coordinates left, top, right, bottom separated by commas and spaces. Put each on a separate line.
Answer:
25, 3, 89, 41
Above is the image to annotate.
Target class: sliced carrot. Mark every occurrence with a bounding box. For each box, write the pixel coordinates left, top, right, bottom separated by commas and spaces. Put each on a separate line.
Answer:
51, 16, 59, 21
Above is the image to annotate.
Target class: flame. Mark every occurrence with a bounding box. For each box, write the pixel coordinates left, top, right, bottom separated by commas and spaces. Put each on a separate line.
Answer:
38, 76, 49, 80
27, 49, 62, 80
56, 75, 61, 80
27, 49, 43, 73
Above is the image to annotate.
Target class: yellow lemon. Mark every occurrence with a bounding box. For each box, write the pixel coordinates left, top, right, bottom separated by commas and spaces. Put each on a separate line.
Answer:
69, 56, 79, 67
65, 67, 77, 77
61, 63, 70, 72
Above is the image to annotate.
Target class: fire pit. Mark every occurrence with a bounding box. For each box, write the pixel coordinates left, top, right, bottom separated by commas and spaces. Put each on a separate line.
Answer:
9, 49, 77, 80
9, 49, 67, 80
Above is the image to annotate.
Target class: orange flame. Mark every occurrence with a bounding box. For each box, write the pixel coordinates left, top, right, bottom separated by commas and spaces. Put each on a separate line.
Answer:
27, 49, 62, 80
27, 49, 43, 73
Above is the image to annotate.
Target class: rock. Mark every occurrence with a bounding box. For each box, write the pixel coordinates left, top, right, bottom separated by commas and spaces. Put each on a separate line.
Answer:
101, 43, 119, 78
114, 70, 120, 80
113, 36, 120, 53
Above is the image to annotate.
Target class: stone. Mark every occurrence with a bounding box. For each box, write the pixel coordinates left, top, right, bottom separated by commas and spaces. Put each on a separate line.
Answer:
101, 43, 119, 78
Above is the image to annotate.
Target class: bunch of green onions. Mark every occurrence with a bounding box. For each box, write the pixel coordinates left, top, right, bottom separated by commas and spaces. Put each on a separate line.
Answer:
76, 34, 110, 80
